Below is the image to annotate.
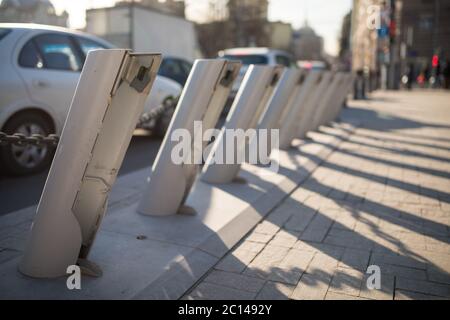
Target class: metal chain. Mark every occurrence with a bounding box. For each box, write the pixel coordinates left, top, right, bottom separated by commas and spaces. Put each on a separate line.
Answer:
0, 132, 59, 147
137, 104, 166, 127
0, 98, 178, 147
137, 97, 177, 127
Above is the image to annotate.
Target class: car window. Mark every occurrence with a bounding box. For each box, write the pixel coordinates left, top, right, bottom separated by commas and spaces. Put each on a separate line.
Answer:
76, 37, 107, 56
158, 60, 168, 76
159, 59, 182, 77
223, 54, 268, 65
0, 28, 11, 41
32, 34, 82, 71
18, 40, 44, 69
275, 55, 293, 67
179, 60, 192, 75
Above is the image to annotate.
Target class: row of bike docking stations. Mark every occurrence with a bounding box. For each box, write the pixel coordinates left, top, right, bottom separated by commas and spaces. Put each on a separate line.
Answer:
18, 49, 354, 280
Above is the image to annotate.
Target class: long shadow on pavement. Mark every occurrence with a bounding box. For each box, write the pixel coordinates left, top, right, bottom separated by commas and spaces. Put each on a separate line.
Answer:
186, 119, 449, 300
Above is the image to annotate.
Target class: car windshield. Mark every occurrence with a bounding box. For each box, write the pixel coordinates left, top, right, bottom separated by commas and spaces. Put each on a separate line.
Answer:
0, 28, 11, 41
276, 55, 294, 67
223, 54, 268, 65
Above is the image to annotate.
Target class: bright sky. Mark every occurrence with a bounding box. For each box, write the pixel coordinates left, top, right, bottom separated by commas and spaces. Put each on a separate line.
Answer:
268, 0, 352, 55
50, 0, 352, 56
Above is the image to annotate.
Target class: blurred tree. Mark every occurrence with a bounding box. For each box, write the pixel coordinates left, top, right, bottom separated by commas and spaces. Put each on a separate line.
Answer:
206, 0, 228, 21
196, 0, 270, 57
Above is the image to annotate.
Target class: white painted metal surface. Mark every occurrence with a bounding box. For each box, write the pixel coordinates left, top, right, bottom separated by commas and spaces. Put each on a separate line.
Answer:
296, 71, 330, 138
278, 70, 321, 150
324, 73, 354, 124
137, 59, 241, 216
309, 73, 343, 132
201, 65, 283, 184
283, 71, 322, 144
316, 73, 348, 128
257, 68, 302, 154
19, 49, 162, 278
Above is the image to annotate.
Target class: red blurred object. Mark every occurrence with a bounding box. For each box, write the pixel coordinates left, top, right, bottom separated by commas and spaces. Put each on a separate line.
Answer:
389, 21, 396, 37
432, 55, 439, 68
303, 62, 313, 70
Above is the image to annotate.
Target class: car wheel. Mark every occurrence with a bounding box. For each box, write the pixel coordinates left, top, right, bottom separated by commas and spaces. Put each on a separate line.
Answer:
154, 97, 176, 138
0, 112, 55, 176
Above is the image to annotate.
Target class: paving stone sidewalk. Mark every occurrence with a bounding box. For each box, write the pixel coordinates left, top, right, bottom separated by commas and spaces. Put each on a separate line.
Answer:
183, 90, 450, 300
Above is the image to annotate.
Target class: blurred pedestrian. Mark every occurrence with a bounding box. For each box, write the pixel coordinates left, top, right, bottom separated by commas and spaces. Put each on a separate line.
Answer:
443, 59, 450, 90
354, 69, 366, 99
436, 60, 441, 88
407, 63, 414, 90
417, 72, 425, 88
424, 64, 430, 83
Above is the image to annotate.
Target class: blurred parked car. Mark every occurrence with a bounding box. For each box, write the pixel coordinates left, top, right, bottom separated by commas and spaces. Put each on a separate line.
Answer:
158, 56, 192, 86
218, 48, 295, 113
219, 47, 295, 94
0, 23, 182, 175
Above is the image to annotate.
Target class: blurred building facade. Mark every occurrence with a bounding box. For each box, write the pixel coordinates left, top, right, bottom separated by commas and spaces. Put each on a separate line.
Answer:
269, 21, 293, 52
86, 2, 200, 60
351, 0, 379, 75
0, 0, 68, 26
352, 0, 398, 91
292, 21, 324, 61
119, 0, 185, 17
396, 0, 450, 85
351, 0, 450, 90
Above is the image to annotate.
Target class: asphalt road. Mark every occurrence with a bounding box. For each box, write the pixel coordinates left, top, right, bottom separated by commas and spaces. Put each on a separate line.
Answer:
0, 131, 162, 216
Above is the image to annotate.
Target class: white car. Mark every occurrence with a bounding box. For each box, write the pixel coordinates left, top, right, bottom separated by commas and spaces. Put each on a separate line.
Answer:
0, 23, 182, 175
218, 47, 295, 97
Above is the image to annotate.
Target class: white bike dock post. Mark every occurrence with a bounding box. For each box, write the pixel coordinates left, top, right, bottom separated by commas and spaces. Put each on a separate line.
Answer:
309, 73, 343, 132
201, 65, 283, 184
19, 49, 162, 278
278, 70, 322, 150
284, 71, 322, 145
258, 68, 302, 132
247, 66, 284, 131
296, 71, 330, 138
302, 72, 334, 133
316, 73, 347, 128
257, 68, 302, 155
326, 73, 354, 124
137, 59, 241, 217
